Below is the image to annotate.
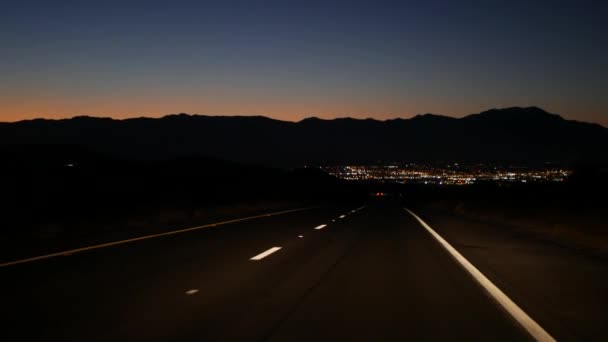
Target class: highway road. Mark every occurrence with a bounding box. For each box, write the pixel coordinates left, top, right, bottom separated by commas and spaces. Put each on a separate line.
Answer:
3, 196, 607, 341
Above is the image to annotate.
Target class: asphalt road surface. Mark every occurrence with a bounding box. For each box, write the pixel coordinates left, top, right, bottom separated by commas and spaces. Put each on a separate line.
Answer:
3, 196, 607, 341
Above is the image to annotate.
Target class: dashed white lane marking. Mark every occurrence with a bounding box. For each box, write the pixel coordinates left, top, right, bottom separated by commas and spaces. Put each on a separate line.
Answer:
1, 207, 312, 268
332, 219, 336, 222
314, 224, 327, 230
185, 289, 199, 295
298, 235, 304, 238
339, 215, 346, 218
250, 247, 282, 261
404, 208, 555, 342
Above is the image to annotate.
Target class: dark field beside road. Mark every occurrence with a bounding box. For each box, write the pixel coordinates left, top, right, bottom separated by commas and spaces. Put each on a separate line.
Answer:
400, 170, 608, 258
0, 151, 364, 262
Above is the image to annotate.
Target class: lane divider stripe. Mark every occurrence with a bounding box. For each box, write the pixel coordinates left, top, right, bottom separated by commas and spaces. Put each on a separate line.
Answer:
404, 208, 555, 342
314, 224, 327, 230
250, 247, 282, 261
0, 207, 312, 268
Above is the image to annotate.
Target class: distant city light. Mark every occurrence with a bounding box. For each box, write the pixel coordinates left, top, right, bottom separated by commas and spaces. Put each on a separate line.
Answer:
319, 163, 571, 185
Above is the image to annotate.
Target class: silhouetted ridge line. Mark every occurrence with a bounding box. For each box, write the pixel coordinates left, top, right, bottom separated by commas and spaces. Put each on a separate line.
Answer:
0, 107, 606, 166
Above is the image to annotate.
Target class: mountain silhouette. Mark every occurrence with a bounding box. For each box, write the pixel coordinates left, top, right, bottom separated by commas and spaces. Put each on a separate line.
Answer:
1, 107, 606, 166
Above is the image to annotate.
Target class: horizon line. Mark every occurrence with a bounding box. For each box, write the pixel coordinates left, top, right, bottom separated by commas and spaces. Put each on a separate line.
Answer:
1, 106, 606, 128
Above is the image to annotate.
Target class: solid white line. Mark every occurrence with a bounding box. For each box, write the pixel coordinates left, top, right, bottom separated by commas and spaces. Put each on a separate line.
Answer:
339, 215, 346, 218
314, 224, 327, 230
185, 289, 199, 295
404, 208, 555, 342
0, 207, 312, 268
250, 247, 282, 261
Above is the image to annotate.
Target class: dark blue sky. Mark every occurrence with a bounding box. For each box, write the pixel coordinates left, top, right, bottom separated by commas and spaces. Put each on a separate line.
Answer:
1, 0, 606, 125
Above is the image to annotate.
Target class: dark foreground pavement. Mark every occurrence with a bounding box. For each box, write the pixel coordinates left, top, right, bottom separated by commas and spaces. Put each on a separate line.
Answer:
3, 196, 606, 341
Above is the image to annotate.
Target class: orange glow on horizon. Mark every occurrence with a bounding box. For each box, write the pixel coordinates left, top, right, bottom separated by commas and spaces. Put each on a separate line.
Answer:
0, 97, 449, 122
0, 97, 605, 127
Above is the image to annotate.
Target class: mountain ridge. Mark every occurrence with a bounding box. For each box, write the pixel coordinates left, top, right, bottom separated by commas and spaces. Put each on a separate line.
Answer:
2, 106, 605, 128
1, 107, 606, 166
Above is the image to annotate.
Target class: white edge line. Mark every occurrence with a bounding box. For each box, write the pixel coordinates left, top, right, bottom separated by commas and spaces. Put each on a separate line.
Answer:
250, 247, 282, 261
0, 207, 312, 268
314, 224, 327, 230
404, 208, 555, 342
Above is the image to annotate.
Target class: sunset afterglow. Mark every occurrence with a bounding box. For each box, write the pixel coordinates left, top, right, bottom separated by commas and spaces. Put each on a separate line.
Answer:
1, 1, 606, 125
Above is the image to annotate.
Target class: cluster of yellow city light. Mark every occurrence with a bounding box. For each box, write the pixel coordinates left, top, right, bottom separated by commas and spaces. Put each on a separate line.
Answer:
321, 165, 571, 185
